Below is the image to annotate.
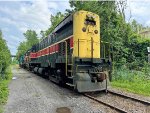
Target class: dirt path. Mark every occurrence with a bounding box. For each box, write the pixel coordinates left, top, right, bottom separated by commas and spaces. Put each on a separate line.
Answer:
4, 67, 114, 113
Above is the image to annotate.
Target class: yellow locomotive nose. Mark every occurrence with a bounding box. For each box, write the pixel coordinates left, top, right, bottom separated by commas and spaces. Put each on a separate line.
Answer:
73, 10, 100, 59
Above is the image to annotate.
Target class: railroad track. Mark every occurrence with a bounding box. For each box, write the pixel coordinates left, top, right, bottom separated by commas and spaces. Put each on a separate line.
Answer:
84, 90, 150, 113
84, 93, 128, 113
108, 90, 150, 106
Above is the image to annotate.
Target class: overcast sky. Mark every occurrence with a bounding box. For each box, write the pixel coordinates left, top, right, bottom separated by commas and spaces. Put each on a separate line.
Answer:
0, 0, 150, 55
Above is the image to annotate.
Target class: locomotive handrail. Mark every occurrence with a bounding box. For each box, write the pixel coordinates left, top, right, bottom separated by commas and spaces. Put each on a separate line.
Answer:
65, 41, 68, 76
71, 54, 74, 76
100, 41, 112, 59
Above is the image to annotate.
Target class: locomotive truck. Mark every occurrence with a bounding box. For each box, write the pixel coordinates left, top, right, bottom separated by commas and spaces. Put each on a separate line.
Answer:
19, 10, 112, 92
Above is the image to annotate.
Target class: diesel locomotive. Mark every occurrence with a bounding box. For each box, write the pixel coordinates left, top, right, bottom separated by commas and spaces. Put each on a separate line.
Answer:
19, 10, 112, 92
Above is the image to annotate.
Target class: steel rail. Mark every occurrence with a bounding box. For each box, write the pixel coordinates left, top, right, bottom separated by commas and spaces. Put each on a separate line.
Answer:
84, 94, 128, 113
108, 90, 150, 106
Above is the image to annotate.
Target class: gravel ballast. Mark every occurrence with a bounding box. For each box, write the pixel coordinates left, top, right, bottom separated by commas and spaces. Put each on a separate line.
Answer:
4, 67, 117, 113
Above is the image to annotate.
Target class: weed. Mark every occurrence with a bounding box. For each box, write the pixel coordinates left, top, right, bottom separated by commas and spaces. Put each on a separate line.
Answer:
111, 64, 150, 96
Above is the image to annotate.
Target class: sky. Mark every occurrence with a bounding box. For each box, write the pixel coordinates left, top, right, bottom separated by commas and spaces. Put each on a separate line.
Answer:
0, 0, 150, 55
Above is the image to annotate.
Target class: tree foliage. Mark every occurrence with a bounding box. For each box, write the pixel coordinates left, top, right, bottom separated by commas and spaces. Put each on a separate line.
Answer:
23, 30, 39, 47
0, 30, 11, 78
45, 12, 65, 37
16, 30, 39, 59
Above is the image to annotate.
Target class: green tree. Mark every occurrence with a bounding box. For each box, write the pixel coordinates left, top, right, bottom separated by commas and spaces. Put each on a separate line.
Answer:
23, 30, 39, 48
16, 30, 39, 59
0, 30, 11, 78
45, 12, 65, 36
16, 41, 28, 59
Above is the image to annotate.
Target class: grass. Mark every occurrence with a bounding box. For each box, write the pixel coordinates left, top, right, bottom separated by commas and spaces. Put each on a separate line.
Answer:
0, 67, 12, 113
111, 66, 150, 96
111, 80, 150, 96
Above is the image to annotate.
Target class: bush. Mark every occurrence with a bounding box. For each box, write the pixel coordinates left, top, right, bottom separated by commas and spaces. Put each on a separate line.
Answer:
0, 30, 11, 113
0, 30, 11, 79
112, 63, 150, 96
0, 66, 12, 113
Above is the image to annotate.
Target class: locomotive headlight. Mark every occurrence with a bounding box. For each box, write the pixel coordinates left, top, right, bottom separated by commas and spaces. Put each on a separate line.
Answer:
82, 27, 86, 32
94, 30, 98, 34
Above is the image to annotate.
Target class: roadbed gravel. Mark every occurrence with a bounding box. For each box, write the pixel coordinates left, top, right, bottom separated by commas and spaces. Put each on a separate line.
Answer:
4, 67, 117, 113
